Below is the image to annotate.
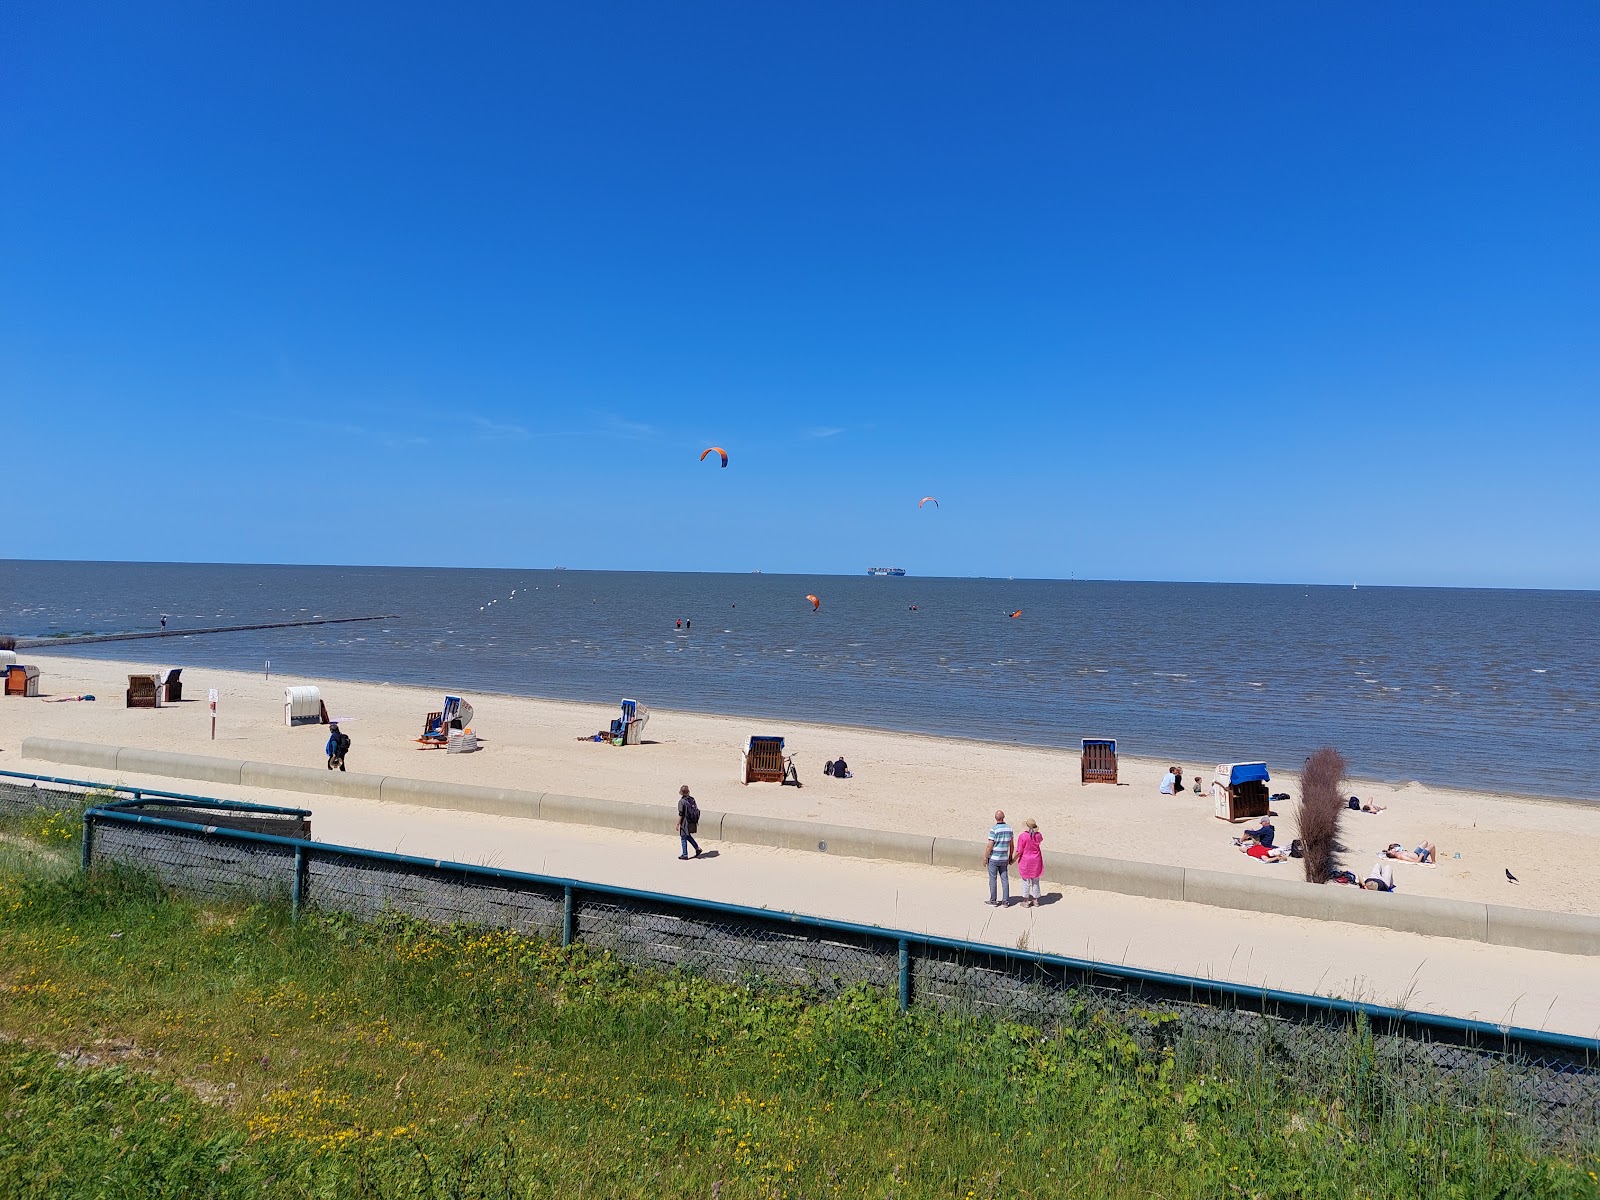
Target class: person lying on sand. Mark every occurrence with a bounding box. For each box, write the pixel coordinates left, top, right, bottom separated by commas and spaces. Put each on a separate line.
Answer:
1347, 796, 1387, 813
1383, 841, 1437, 864
1237, 840, 1289, 863
1363, 860, 1396, 891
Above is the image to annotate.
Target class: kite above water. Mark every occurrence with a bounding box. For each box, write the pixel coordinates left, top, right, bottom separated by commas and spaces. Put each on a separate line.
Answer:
700, 446, 729, 468
1009, 610, 1023, 619
805, 594, 821, 612
918, 496, 939, 508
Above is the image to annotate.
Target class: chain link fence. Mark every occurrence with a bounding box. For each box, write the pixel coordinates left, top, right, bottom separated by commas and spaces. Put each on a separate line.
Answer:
4, 769, 1596, 1148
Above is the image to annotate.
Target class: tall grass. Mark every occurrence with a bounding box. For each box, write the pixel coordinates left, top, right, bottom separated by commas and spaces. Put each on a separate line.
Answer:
0, 813, 1594, 1198
1298, 746, 1349, 883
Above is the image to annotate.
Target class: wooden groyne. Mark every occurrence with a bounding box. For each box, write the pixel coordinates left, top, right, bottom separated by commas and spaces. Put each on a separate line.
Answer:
12, 614, 399, 650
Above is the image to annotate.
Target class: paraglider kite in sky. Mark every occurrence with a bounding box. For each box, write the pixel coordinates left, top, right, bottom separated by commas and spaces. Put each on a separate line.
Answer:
700, 446, 729, 468
918, 496, 939, 508
805, 594, 821, 612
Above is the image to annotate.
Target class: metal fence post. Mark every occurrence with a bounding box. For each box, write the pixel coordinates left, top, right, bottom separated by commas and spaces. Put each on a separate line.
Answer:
898, 939, 911, 1012
80, 812, 95, 874
562, 885, 576, 947
291, 844, 305, 921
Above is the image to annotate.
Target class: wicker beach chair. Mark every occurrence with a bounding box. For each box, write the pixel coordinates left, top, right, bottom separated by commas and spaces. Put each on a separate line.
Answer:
741, 736, 787, 785
5, 664, 40, 697
1081, 738, 1118, 785
126, 674, 160, 708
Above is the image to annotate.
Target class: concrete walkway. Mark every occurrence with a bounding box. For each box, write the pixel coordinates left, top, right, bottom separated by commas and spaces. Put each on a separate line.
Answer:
56, 763, 1600, 1040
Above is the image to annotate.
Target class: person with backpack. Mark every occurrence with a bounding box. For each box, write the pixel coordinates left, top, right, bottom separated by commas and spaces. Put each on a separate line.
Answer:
676, 784, 703, 860
325, 722, 351, 772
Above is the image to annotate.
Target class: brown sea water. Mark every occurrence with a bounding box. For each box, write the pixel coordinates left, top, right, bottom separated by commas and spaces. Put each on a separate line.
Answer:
4, 559, 1596, 801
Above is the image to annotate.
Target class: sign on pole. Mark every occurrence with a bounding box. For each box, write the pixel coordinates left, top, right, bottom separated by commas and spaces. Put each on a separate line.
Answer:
209, 688, 218, 740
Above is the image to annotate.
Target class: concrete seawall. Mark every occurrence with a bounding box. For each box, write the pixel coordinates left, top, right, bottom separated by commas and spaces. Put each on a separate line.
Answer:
21, 736, 1600, 957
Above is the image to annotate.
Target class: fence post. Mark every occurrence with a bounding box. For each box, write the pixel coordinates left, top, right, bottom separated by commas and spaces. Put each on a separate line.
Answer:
898, 939, 911, 1012
80, 812, 95, 874
291, 844, 305, 921
562, 886, 576, 948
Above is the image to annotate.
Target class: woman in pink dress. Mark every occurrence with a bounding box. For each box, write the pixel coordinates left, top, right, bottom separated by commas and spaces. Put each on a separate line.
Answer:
1016, 818, 1045, 907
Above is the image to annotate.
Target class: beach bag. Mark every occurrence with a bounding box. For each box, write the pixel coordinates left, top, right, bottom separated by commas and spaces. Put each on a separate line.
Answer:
1289, 838, 1303, 858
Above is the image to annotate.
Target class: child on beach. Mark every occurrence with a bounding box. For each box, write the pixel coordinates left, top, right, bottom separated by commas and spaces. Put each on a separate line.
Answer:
1192, 775, 1204, 795
1015, 819, 1044, 907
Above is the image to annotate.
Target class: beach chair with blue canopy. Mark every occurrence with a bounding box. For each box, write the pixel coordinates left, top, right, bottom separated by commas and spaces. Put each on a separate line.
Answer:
741, 736, 787, 785
1080, 738, 1118, 785
1212, 762, 1271, 822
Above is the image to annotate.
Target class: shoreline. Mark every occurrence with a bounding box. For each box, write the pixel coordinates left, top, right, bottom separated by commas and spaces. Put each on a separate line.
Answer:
30, 644, 1599, 810
7, 651, 1600, 919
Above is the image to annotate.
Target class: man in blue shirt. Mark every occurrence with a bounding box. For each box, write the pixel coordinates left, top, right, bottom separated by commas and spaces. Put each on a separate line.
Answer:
983, 810, 1016, 906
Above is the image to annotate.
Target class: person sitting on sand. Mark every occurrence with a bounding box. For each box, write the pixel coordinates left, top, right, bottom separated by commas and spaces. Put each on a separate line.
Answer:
1238, 840, 1289, 863
1160, 766, 1181, 795
1192, 775, 1204, 795
832, 756, 851, 779
1236, 818, 1275, 848
1347, 796, 1388, 813
1384, 841, 1437, 864
1363, 860, 1395, 891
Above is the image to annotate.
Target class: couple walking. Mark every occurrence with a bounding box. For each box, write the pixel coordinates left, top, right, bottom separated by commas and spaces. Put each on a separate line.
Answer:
983, 809, 1044, 907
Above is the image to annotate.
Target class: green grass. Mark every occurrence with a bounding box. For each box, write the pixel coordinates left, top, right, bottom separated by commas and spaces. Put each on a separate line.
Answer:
0, 807, 1595, 1198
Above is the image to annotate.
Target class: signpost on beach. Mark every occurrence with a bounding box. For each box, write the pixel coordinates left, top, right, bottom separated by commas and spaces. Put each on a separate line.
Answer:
209, 688, 218, 740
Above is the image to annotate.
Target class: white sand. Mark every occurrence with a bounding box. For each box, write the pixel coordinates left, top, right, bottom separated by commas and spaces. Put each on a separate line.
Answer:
6, 652, 1599, 917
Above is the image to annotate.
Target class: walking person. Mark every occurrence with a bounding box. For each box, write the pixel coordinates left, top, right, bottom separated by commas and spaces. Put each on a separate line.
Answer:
1016, 818, 1045, 907
325, 722, 351, 772
676, 784, 703, 860
983, 809, 1015, 906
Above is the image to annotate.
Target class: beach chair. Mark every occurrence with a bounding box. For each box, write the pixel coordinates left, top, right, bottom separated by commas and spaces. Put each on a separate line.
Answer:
609, 698, 650, 746
284, 686, 323, 727
1212, 762, 1272, 822
1080, 738, 1118, 785
162, 668, 183, 704
126, 674, 160, 708
419, 696, 475, 746
6, 664, 40, 697
741, 736, 787, 785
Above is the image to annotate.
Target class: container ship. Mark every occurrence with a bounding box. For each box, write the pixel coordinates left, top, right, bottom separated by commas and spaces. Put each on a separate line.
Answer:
866, 566, 907, 577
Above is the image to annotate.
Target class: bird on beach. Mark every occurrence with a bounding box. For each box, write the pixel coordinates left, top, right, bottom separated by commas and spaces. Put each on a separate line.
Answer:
1505, 869, 1519, 883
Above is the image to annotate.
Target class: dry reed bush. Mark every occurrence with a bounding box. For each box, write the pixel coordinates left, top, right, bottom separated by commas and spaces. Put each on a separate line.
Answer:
1297, 747, 1348, 884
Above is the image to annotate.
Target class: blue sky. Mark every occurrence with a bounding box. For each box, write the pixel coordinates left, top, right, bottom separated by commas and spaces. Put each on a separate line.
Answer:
2, 2, 1595, 586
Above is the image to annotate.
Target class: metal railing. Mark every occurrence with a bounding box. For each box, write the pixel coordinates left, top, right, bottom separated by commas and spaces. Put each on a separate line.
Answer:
1, 767, 1596, 1143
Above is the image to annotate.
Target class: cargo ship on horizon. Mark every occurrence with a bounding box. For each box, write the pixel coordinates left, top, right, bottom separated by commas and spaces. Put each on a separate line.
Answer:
866, 566, 907, 577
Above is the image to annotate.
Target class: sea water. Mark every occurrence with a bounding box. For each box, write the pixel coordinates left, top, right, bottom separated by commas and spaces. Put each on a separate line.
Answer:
3, 560, 1596, 801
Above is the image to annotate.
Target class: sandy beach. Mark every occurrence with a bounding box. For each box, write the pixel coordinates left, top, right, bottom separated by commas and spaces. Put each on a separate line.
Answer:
6, 652, 1600, 918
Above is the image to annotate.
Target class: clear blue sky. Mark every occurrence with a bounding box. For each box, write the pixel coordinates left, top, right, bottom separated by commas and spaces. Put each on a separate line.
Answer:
3, 3, 1595, 586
